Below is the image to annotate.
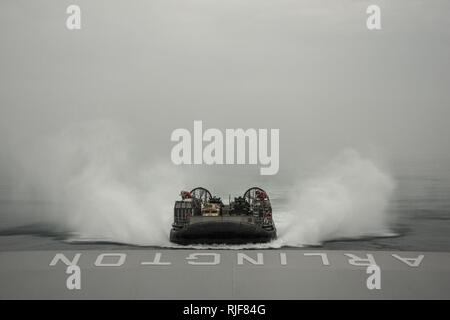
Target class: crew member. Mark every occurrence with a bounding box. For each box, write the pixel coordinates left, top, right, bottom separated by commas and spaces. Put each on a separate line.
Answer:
180, 190, 192, 200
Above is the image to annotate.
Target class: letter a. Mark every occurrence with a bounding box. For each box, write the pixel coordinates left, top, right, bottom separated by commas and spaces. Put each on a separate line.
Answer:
366, 5, 381, 30
66, 5, 81, 30
66, 265, 81, 290
366, 265, 381, 290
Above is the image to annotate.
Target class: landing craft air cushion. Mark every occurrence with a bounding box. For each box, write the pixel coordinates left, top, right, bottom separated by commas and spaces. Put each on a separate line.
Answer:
170, 187, 277, 244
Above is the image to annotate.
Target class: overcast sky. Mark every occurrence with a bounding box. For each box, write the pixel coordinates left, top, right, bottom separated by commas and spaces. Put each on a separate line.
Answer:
1, 0, 449, 183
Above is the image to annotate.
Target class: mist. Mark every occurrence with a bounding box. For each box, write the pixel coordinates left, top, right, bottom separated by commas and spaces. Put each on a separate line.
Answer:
276, 149, 395, 246
1, 0, 450, 172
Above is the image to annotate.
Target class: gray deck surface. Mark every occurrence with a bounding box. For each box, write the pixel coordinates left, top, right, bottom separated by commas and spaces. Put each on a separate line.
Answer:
1, 249, 449, 299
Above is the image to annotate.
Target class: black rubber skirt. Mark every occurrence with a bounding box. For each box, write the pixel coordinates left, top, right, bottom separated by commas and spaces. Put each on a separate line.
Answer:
170, 221, 277, 245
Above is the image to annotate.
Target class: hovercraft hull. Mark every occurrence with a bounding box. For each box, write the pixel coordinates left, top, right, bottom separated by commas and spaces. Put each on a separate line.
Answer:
170, 216, 276, 245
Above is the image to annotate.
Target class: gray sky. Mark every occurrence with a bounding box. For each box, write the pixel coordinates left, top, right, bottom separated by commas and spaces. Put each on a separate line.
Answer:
1, 0, 450, 182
